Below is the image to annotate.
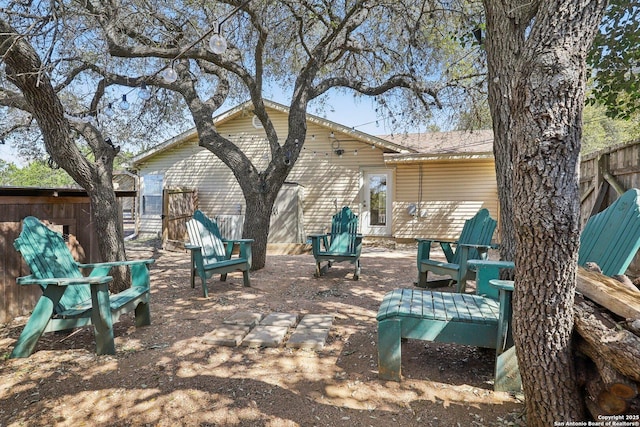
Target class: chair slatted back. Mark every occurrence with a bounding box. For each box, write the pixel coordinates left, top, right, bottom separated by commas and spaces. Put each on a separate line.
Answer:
452, 209, 497, 265
14, 216, 92, 311
579, 188, 640, 276
329, 207, 359, 254
186, 210, 228, 263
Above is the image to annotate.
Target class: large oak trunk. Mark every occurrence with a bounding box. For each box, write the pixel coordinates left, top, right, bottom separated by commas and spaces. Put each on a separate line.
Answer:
483, 1, 608, 425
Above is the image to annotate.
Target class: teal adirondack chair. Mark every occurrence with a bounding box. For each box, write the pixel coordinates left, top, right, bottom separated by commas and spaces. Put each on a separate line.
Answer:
10, 216, 155, 358
309, 206, 363, 280
185, 210, 252, 298
470, 187, 640, 291
416, 208, 497, 292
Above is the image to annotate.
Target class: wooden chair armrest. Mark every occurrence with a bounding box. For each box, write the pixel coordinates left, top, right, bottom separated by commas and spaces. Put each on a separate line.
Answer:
16, 275, 113, 286
78, 259, 155, 269
223, 239, 254, 244
415, 238, 457, 244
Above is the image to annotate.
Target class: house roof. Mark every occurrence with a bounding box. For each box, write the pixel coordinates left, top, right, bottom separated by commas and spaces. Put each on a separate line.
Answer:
379, 129, 495, 164
129, 100, 415, 166
379, 129, 494, 154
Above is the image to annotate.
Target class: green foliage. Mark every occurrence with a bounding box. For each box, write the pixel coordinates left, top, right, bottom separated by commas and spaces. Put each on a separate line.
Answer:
587, 0, 640, 119
0, 159, 78, 188
582, 103, 640, 154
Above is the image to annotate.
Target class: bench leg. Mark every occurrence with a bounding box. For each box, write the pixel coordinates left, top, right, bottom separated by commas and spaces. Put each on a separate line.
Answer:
495, 346, 522, 392
10, 286, 64, 358
378, 318, 402, 381
134, 300, 151, 327
90, 282, 116, 356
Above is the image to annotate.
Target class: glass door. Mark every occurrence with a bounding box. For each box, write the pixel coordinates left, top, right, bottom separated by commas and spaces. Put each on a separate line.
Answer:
362, 170, 392, 236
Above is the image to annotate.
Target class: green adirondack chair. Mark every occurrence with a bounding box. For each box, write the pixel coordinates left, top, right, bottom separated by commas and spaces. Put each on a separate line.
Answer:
309, 206, 363, 280
10, 216, 155, 358
416, 208, 497, 292
469, 187, 640, 291
185, 210, 252, 298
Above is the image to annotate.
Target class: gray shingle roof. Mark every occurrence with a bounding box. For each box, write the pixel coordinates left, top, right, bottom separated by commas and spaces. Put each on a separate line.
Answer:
378, 129, 494, 154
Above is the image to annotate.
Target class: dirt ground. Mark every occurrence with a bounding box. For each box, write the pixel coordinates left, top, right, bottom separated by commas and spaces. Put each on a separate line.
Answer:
0, 242, 525, 427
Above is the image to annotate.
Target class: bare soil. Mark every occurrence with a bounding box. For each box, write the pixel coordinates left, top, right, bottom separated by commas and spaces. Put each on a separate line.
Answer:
0, 242, 525, 426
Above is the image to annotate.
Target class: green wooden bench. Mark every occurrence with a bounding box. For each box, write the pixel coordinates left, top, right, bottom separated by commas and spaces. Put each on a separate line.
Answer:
416, 208, 497, 292
185, 210, 252, 298
309, 206, 363, 280
377, 274, 519, 391
10, 216, 155, 358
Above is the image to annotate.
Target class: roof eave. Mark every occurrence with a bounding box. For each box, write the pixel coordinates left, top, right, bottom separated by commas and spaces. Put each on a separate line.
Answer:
384, 152, 495, 164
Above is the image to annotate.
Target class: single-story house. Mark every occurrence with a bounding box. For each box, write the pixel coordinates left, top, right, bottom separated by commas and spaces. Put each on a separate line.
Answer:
127, 100, 498, 249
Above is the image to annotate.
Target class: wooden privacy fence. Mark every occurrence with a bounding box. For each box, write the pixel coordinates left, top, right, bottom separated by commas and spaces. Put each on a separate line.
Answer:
162, 187, 197, 250
0, 187, 135, 324
580, 139, 640, 274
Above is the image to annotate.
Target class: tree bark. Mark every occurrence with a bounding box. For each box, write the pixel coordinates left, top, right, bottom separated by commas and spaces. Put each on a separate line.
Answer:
483, 1, 608, 425
0, 19, 130, 292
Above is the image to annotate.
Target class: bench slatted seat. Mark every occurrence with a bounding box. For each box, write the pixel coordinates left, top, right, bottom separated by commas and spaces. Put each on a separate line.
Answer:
10, 216, 155, 358
186, 210, 252, 297
377, 280, 516, 391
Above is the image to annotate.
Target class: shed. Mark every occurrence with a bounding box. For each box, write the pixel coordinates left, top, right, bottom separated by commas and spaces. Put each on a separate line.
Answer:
0, 187, 135, 323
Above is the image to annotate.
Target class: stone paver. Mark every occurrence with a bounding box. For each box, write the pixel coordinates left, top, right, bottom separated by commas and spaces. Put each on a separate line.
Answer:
297, 314, 334, 329
286, 328, 330, 350
202, 324, 252, 346
223, 311, 264, 327
260, 312, 298, 327
241, 325, 290, 348
204, 312, 333, 349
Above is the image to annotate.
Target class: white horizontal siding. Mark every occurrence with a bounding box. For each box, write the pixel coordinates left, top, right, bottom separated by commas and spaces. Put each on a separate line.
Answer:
393, 160, 498, 241
135, 108, 388, 240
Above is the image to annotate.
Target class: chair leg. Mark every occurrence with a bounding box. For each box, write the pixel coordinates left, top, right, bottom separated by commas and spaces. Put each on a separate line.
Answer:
416, 271, 427, 288
242, 270, 251, 287
315, 262, 322, 277
378, 318, 402, 381
354, 260, 361, 280
10, 287, 62, 358
201, 277, 209, 298
220, 273, 228, 282
134, 300, 151, 327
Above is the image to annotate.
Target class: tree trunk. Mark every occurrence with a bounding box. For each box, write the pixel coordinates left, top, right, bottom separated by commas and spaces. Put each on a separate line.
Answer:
1, 19, 129, 292
242, 190, 278, 271
483, 1, 608, 425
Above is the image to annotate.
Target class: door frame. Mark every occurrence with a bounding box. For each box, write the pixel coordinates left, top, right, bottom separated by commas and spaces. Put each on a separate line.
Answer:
361, 168, 393, 236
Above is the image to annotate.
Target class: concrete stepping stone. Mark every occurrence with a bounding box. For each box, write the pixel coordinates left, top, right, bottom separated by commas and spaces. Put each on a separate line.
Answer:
241, 325, 289, 348
286, 328, 330, 350
260, 312, 298, 327
223, 311, 264, 327
202, 325, 252, 347
297, 314, 334, 329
